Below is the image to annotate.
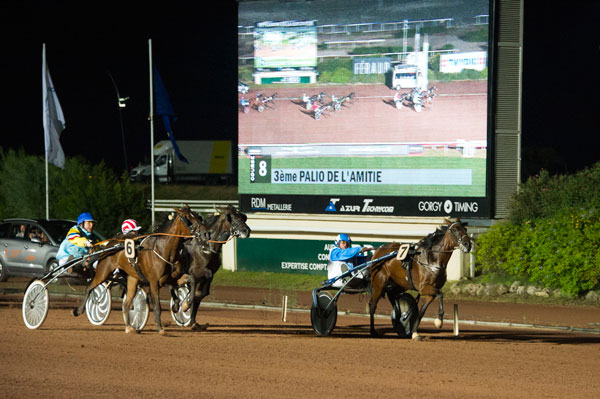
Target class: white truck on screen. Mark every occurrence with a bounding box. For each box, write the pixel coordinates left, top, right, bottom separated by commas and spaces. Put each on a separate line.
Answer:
130, 140, 233, 184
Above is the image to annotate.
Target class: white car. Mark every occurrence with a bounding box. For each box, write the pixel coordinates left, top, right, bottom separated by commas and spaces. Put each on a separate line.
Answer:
0, 218, 105, 281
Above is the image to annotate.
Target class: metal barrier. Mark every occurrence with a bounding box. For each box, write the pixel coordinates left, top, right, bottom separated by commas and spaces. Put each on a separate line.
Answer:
147, 199, 239, 214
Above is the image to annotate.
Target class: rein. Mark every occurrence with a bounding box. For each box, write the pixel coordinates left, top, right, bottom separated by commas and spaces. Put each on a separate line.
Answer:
206, 235, 235, 244
92, 232, 196, 248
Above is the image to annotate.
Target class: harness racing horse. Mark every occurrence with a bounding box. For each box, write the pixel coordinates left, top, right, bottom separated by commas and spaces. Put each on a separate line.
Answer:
73, 208, 196, 335
368, 219, 472, 340
177, 205, 251, 331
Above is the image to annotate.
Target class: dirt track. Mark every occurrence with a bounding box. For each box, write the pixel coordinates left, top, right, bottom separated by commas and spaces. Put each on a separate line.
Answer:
1, 283, 600, 398
239, 81, 487, 145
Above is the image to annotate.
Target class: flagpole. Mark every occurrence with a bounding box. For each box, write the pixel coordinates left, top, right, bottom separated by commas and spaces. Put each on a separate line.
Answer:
43, 43, 49, 220
42, 43, 66, 219
149, 39, 155, 228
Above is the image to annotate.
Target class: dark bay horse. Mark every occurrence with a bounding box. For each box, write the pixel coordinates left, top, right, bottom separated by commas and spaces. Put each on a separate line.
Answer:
176, 205, 251, 330
73, 207, 196, 334
369, 219, 472, 340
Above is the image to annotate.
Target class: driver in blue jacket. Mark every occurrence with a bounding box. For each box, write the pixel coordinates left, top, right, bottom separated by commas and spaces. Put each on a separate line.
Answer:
329, 233, 373, 269
56, 212, 96, 266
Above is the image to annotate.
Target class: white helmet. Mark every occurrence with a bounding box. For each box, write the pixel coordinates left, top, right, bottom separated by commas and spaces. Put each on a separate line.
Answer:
121, 219, 141, 234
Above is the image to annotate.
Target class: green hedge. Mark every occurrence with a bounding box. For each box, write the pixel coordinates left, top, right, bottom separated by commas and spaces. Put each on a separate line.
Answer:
0, 148, 149, 236
476, 211, 600, 296
507, 166, 600, 224
476, 163, 600, 296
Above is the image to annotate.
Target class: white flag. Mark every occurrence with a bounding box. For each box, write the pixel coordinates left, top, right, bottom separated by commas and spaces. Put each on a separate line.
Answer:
42, 44, 65, 169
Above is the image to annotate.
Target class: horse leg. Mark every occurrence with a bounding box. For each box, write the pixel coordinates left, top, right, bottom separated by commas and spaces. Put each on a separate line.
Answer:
124, 275, 139, 334
435, 292, 444, 328
190, 273, 212, 331
168, 285, 180, 313
149, 281, 165, 335
181, 274, 196, 313
368, 272, 387, 337
167, 273, 191, 313
412, 294, 436, 340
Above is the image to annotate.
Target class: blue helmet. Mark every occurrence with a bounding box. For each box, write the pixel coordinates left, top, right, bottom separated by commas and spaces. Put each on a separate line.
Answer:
77, 212, 95, 225
335, 233, 351, 247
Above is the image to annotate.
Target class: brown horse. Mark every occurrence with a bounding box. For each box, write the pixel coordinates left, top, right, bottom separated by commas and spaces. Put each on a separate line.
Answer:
369, 219, 472, 340
73, 207, 197, 334
176, 205, 251, 330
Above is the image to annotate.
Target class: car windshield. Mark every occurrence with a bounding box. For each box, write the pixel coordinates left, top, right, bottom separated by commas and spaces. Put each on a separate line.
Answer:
39, 220, 74, 243
35, 220, 106, 244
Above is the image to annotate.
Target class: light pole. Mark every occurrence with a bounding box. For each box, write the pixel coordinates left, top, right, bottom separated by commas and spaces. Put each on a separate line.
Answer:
107, 71, 129, 171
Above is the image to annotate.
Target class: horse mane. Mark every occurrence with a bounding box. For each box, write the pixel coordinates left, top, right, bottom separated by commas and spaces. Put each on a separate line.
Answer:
203, 212, 222, 227
152, 212, 175, 233
417, 225, 449, 249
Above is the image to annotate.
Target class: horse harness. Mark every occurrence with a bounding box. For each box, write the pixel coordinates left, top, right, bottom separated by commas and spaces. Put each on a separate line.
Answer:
120, 213, 204, 282
394, 221, 465, 292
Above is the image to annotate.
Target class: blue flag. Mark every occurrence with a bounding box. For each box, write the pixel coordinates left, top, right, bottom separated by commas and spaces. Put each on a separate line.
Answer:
153, 66, 188, 163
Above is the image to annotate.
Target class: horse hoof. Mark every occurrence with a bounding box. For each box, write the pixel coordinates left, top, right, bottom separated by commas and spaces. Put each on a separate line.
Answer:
171, 304, 180, 313
72, 308, 79, 317
158, 329, 167, 336
411, 332, 422, 341
434, 318, 443, 328
181, 301, 191, 313
191, 323, 209, 332
125, 326, 135, 334
370, 330, 380, 338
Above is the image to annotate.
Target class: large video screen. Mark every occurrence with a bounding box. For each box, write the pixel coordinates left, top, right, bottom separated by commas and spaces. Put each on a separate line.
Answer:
254, 20, 317, 69
238, 1, 491, 218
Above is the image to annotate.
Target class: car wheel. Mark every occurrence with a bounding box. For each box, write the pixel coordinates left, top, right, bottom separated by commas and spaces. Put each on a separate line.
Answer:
0, 258, 8, 282
46, 259, 58, 275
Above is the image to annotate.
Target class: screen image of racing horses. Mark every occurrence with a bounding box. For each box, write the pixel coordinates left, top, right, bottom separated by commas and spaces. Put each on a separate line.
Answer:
238, 1, 490, 216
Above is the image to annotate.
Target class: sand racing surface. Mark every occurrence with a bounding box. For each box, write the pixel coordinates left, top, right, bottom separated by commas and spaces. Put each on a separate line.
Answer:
239, 81, 487, 146
1, 282, 600, 398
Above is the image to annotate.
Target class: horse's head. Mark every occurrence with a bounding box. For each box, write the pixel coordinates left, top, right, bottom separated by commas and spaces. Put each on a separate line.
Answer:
175, 204, 214, 254
170, 207, 194, 237
214, 205, 251, 240
445, 219, 472, 253
177, 204, 208, 237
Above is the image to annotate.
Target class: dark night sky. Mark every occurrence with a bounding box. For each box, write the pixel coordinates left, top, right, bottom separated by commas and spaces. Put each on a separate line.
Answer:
1, 1, 598, 179
1, 2, 238, 172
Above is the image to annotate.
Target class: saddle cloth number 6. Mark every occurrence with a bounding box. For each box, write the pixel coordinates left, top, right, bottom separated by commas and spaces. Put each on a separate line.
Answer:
124, 239, 136, 259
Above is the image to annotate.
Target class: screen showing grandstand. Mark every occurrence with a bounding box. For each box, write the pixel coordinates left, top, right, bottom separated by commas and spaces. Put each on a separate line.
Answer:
238, 0, 492, 218
254, 21, 317, 69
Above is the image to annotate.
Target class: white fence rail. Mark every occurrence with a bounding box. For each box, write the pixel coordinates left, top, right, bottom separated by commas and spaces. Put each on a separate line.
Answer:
147, 199, 239, 214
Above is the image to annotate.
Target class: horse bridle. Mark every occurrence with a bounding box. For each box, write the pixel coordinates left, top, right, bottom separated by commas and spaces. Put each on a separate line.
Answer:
228, 212, 248, 238
447, 221, 470, 252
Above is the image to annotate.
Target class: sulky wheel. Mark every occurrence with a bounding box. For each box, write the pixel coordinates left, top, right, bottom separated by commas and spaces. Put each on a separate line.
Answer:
170, 285, 192, 327
391, 292, 418, 338
85, 283, 112, 326
122, 286, 149, 331
22, 280, 49, 330
310, 291, 338, 336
